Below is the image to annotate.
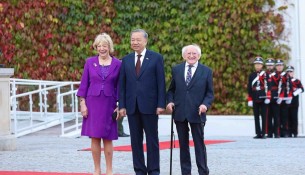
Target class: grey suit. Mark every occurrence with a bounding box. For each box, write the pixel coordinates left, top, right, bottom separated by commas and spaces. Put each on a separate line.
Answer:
167, 61, 214, 175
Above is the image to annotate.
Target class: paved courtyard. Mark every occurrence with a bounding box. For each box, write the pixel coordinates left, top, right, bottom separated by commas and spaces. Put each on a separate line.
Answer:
0, 116, 305, 175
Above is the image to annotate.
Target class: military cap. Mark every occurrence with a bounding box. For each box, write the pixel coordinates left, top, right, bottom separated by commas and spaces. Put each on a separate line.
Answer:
253, 56, 264, 64
265, 58, 275, 66
275, 59, 284, 66
286, 65, 294, 72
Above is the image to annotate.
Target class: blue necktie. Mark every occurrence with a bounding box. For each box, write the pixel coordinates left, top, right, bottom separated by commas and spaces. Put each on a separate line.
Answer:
186, 65, 193, 86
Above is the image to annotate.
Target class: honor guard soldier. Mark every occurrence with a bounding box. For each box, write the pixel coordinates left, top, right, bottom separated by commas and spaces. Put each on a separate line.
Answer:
247, 57, 267, 139
286, 66, 304, 137
269, 59, 284, 138
279, 61, 293, 138
271, 59, 292, 138
265, 58, 275, 138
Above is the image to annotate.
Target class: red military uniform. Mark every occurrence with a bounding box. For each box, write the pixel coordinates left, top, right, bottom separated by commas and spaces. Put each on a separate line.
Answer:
279, 71, 293, 137
286, 66, 304, 137
269, 70, 281, 138
269, 59, 292, 138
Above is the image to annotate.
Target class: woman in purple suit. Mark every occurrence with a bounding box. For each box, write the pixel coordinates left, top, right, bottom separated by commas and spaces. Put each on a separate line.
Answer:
77, 33, 121, 175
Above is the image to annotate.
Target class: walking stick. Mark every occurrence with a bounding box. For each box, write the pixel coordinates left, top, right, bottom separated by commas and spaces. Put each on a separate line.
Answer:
170, 106, 174, 175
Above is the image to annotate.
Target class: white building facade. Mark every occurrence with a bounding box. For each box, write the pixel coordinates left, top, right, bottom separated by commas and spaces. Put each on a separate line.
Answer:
283, 0, 305, 135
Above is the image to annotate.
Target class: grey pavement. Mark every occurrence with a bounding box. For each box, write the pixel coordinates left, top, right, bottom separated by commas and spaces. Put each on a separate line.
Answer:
1, 116, 305, 175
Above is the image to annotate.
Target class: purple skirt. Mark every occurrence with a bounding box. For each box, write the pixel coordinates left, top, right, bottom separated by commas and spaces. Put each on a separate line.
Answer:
81, 91, 118, 140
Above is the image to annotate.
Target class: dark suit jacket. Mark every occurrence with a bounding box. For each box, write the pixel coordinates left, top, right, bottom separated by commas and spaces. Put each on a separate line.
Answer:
119, 49, 166, 115
167, 62, 214, 123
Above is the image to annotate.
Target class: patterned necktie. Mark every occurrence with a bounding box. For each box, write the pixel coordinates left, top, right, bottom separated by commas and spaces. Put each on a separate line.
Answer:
186, 65, 193, 86
136, 54, 142, 76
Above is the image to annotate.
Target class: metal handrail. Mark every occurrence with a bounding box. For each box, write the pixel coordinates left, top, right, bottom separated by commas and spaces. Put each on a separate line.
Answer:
10, 78, 79, 84
10, 78, 80, 137
58, 89, 81, 137
11, 83, 72, 99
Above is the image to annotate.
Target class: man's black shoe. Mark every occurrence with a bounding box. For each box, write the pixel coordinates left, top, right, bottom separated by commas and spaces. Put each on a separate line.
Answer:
261, 135, 266, 139
267, 134, 273, 138
119, 133, 130, 137
253, 135, 261, 139
274, 135, 280, 138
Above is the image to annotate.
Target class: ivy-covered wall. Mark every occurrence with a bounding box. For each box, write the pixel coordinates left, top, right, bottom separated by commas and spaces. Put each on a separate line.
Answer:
0, 0, 289, 114
0, 0, 118, 80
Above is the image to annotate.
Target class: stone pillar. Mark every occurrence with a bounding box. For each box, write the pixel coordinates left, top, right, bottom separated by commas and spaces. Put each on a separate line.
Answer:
0, 68, 16, 151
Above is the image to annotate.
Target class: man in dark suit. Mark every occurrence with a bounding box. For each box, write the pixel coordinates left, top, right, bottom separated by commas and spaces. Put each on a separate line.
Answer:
119, 29, 166, 175
166, 44, 214, 175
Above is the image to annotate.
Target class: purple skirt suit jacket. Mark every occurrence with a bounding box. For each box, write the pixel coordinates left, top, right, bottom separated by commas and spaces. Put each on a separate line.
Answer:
77, 55, 121, 139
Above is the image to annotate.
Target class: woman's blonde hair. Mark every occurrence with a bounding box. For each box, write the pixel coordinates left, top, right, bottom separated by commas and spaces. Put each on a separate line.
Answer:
92, 33, 114, 53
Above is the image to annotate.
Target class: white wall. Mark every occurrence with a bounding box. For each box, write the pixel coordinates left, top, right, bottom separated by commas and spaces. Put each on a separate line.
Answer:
284, 0, 305, 135
295, 0, 305, 135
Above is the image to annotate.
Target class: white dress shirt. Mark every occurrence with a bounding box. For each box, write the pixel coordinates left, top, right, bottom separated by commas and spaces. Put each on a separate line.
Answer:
134, 48, 147, 66
184, 61, 198, 81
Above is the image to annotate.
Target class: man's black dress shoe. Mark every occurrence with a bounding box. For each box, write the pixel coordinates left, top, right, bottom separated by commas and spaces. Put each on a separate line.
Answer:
253, 135, 261, 139
119, 133, 130, 137
267, 134, 273, 138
